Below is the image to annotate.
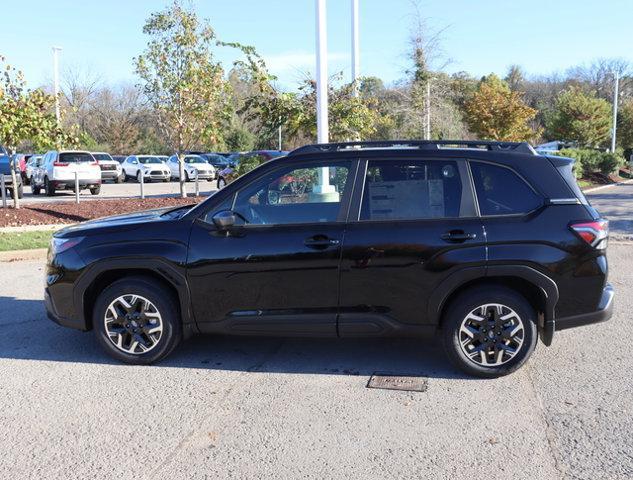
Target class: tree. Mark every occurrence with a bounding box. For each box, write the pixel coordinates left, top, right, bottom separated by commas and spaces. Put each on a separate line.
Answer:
464, 74, 539, 141
505, 65, 525, 91
617, 99, 633, 152
546, 87, 612, 147
135, 0, 234, 197
0, 55, 77, 208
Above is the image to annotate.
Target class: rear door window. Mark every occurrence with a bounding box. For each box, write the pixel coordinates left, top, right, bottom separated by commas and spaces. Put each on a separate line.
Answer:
469, 162, 542, 216
360, 159, 474, 220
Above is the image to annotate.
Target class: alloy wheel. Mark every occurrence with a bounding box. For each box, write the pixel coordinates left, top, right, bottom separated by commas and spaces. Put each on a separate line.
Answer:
103, 294, 163, 355
458, 303, 525, 367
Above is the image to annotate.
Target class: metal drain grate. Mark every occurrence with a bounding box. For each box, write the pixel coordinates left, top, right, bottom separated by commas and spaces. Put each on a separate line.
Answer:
367, 373, 428, 392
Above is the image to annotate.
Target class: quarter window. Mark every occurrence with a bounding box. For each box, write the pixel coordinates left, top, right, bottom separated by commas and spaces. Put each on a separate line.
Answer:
470, 162, 542, 216
360, 160, 469, 220
232, 161, 351, 225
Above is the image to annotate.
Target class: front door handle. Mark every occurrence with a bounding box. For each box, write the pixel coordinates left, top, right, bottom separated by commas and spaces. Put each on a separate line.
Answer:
304, 235, 340, 249
441, 230, 477, 243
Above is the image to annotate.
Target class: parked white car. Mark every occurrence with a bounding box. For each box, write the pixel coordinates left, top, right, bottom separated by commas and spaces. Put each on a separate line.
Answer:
92, 152, 124, 183
31, 150, 101, 196
24, 154, 43, 185
167, 154, 216, 181
121, 155, 170, 182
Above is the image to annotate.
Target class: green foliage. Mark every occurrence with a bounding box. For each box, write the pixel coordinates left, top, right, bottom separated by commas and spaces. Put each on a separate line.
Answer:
546, 87, 612, 147
236, 154, 265, 176
464, 74, 539, 141
135, 1, 234, 153
225, 125, 256, 151
617, 99, 633, 150
0, 54, 78, 207
556, 148, 625, 177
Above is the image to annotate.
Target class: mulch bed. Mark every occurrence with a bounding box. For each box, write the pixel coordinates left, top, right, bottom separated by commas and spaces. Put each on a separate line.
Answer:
0, 196, 206, 228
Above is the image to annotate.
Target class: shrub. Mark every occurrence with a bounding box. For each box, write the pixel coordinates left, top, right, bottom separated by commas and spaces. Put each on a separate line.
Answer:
554, 148, 625, 177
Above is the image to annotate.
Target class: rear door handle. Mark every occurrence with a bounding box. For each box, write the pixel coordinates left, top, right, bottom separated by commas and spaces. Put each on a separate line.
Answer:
441, 230, 477, 243
304, 235, 340, 249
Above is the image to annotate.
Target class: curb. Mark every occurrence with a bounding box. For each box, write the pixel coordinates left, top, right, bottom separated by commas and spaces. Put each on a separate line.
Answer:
583, 178, 633, 194
0, 248, 48, 262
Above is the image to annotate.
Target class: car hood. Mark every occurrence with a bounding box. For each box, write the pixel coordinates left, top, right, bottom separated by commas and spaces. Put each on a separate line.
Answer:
57, 206, 189, 236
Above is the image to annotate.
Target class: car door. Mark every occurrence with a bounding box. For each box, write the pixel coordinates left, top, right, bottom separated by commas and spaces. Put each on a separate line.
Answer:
337, 156, 486, 336
124, 157, 138, 177
186, 158, 356, 336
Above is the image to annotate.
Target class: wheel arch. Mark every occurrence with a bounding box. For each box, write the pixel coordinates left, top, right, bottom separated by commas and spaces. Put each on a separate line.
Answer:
430, 265, 559, 345
76, 259, 198, 338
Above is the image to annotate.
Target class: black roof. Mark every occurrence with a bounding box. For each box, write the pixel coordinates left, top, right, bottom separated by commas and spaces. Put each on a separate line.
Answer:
289, 140, 537, 157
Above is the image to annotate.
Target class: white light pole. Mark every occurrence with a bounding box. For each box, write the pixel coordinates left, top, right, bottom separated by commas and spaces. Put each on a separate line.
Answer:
315, 0, 329, 144
351, 0, 360, 95
611, 70, 620, 153
313, 0, 336, 199
52, 46, 62, 124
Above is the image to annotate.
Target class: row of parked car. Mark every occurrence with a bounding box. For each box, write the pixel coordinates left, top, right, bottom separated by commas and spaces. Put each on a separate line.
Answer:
11, 149, 287, 196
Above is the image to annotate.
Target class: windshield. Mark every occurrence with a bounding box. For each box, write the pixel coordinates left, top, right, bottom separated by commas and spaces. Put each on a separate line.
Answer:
138, 157, 163, 164
93, 153, 113, 161
184, 156, 205, 164
60, 153, 94, 163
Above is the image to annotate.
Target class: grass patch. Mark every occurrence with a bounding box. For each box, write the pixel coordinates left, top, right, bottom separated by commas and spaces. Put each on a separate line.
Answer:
0, 230, 53, 251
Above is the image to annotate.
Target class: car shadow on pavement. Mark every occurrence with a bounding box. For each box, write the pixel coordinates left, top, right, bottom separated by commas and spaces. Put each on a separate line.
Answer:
0, 296, 469, 380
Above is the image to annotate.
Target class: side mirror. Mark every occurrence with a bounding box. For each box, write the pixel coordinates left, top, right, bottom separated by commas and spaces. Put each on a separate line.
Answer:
212, 210, 236, 229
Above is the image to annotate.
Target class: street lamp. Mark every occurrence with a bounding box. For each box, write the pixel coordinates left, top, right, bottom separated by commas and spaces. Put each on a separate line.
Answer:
611, 70, 620, 153
52, 46, 62, 124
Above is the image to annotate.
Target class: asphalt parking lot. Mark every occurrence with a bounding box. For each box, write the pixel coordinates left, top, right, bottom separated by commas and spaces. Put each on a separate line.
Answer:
0, 247, 631, 479
17, 179, 218, 204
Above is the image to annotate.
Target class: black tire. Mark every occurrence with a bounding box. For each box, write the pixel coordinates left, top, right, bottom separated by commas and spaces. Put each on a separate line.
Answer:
31, 181, 40, 195
90, 185, 101, 195
17, 184, 23, 199
136, 171, 142, 183
93, 276, 182, 364
44, 177, 55, 196
442, 286, 537, 378
184, 170, 190, 182
217, 177, 226, 189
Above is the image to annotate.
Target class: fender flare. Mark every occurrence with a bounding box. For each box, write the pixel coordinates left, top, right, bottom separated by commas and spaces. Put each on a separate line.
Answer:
428, 264, 559, 344
73, 257, 197, 334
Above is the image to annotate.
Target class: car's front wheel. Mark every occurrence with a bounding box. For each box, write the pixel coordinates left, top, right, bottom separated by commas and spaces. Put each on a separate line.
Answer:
93, 277, 182, 364
442, 286, 537, 378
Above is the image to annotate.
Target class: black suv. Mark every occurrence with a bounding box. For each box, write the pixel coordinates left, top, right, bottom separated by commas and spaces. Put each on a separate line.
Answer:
45, 141, 613, 377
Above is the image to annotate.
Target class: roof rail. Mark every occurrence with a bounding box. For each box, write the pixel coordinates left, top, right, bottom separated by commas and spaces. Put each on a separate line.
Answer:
288, 140, 537, 156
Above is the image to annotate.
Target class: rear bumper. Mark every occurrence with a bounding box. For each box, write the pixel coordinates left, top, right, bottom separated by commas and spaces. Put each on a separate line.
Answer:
51, 179, 101, 189
542, 283, 614, 344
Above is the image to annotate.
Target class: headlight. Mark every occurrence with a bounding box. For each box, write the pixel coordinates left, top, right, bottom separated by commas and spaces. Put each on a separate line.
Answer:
50, 236, 84, 255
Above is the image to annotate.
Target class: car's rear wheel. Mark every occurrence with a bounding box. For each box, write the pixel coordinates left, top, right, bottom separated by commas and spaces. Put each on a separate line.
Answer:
44, 177, 55, 196
93, 277, 182, 364
90, 185, 101, 195
31, 179, 40, 195
442, 286, 537, 378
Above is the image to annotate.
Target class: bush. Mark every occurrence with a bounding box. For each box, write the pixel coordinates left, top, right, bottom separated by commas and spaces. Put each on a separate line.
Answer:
554, 148, 625, 177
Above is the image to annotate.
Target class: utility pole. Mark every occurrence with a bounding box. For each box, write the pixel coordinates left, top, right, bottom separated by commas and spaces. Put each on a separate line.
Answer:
315, 0, 329, 144
278, 124, 282, 151
611, 70, 620, 153
313, 0, 336, 199
52, 46, 62, 124
351, 0, 360, 96
425, 79, 431, 140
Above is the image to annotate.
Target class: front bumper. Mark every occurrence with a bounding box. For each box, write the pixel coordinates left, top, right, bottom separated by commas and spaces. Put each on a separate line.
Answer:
143, 172, 171, 180
100, 170, 121, 179
45, 287, 87, 331
541, 283, 614, 344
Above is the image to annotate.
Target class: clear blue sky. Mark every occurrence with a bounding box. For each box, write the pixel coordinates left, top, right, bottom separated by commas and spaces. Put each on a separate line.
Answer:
0, 0, 630, 91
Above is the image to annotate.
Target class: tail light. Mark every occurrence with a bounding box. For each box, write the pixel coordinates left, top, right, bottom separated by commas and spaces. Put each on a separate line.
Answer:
53, 161, 68, 167
570, 219, 609, 249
